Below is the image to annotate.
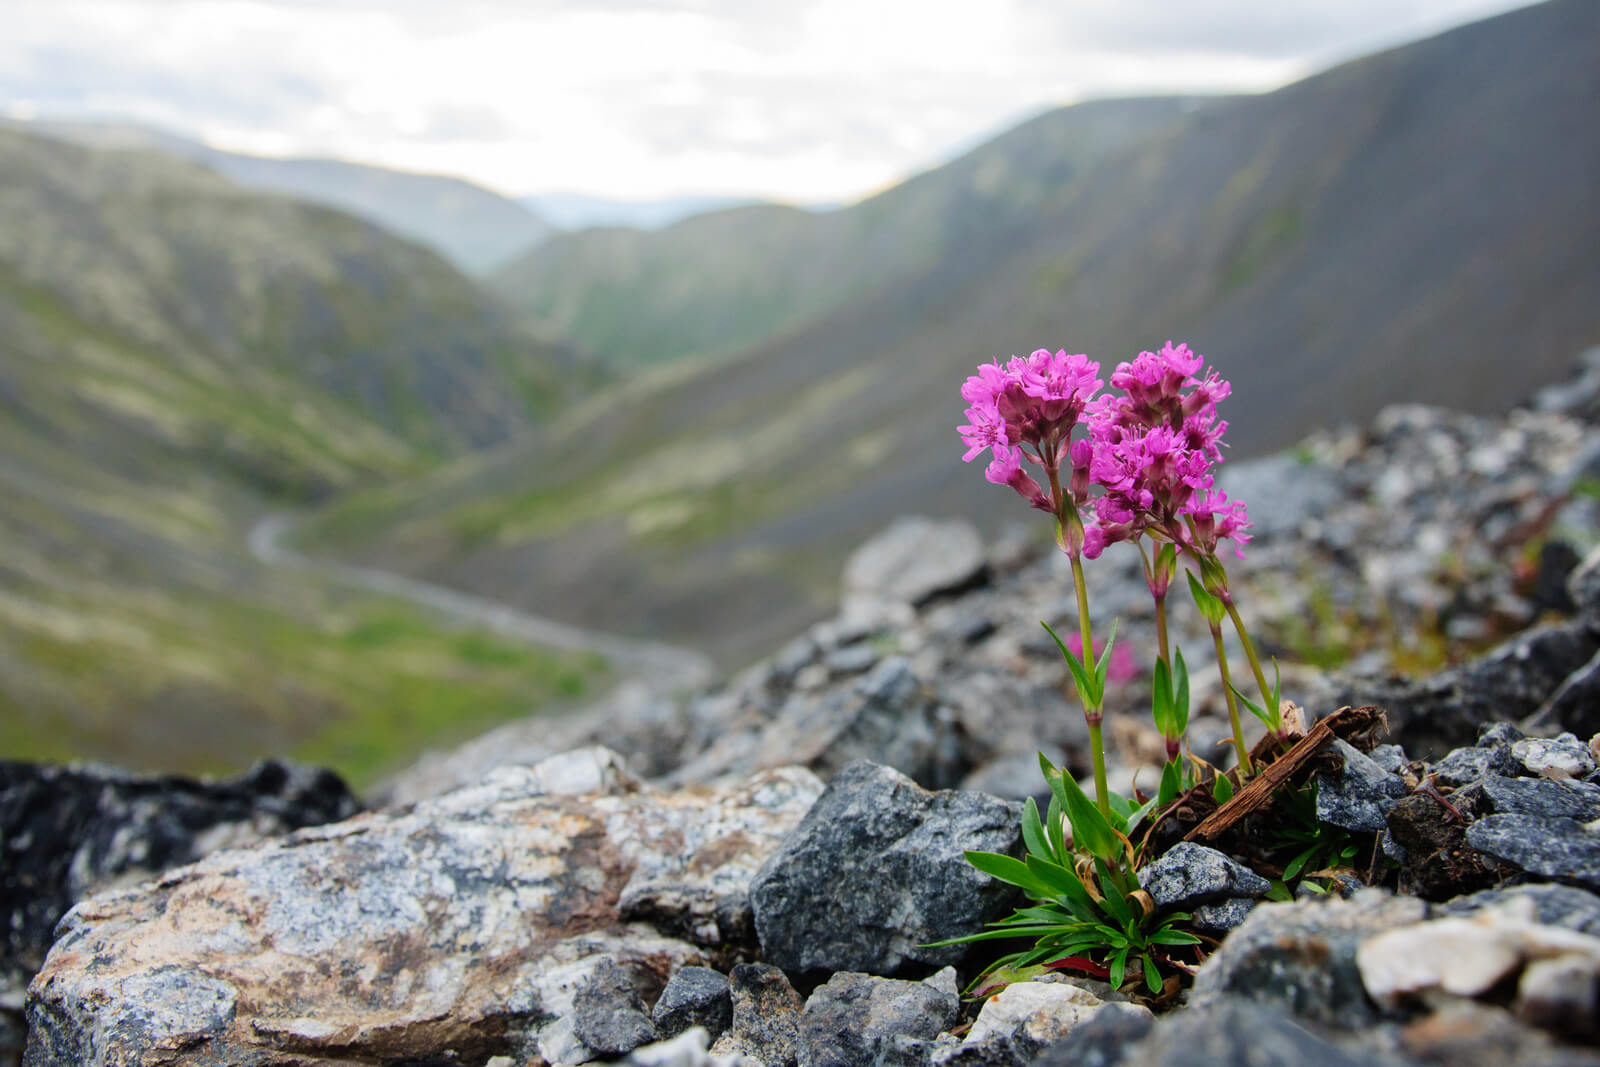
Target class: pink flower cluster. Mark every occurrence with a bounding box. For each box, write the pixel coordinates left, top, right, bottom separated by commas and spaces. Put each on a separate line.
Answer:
959, 341, 1251, 561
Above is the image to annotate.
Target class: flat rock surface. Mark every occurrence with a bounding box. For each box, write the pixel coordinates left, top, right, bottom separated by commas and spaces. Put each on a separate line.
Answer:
24, 763, 821, 1067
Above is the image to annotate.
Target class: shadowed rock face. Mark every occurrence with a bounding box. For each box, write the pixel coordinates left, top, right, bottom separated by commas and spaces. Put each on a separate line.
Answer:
23, 763, 821, 1067
0, 757, 361, 1046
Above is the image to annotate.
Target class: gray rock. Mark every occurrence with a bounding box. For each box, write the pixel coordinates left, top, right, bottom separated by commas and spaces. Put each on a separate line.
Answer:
1569, 543, 1600, 632
1514, 735, 1597, 780
574, 957, 658, 1057
710, 963, 803, 1067
964, 982, 1135, 1059
1526, 648, 1600, 740
1190, 897, 1261, 934
825, 644, 880, 677
668, 659, 968, 792
1441, 883, 1600, 934
751, 760, 1020, 974
797, 971, 960, 1067
1479, 775, 1600, 821
1387, 999, 1600, 1067
1467, 814, 1600, 890
1334, 623, 1599, 758
652, 967, 732, 1043
842, 517, 988, 608
1478, 722, 1526, 746
1431, 743, 1521, 787
1317, 739, 1409, 832
1121, 997, 1387, 1067
1368, 744, 1413, 775
1191, 891, 1427, 1028
1517, 953, 1600, 1040
1138, 843, 1272, 908
1031, 1001, 1154, 1067
21, 765, 816, 1067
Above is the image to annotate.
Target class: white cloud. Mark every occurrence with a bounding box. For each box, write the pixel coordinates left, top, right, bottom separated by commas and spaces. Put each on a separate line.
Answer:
0, 0, 1539, 201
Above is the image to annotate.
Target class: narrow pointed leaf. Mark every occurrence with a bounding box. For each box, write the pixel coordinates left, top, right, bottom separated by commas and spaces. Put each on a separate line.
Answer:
1173, 647, 1190, 733
964, 851, 1055, 897
1057, 764, 1120, 862
1021, 797, 1051, 862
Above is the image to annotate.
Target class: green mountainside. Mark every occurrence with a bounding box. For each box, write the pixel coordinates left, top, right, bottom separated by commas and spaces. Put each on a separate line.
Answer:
304, 0, 1600, 669
7, 119, 553, 275
0, 128, 603, 783
492, 96, 1207, 366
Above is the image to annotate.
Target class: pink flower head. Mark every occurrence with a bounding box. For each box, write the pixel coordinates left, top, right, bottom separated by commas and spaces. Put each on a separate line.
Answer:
1109, 342, 1204, 427
1182, 488, 1253, 559
984, 444, 1050, 511
960, 349, 1106, 528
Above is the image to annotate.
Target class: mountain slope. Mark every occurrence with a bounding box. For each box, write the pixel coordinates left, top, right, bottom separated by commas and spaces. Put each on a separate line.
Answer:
493, 96, 1209, 366
9, 119, 552, 275
305, 0, 1600, 668
0, 129, 604, 782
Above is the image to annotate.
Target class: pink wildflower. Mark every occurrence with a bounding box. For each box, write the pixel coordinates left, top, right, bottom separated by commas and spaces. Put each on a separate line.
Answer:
1182, 488, 1253, 559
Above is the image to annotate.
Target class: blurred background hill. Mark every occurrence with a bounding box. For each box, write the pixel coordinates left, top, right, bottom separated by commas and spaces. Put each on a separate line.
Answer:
0, 0, 1594, 779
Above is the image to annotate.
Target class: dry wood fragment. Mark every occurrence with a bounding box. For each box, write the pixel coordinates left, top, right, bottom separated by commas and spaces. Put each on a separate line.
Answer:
1185, 705, 1388, 843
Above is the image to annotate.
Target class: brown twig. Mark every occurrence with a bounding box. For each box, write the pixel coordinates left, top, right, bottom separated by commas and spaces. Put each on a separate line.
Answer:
1185, 706, 1388, 843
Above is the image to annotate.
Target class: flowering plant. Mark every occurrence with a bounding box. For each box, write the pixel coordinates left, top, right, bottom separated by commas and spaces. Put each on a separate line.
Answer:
944, 341, 1285, 992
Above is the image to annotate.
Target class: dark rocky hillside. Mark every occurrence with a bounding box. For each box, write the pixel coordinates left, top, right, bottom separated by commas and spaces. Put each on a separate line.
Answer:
0, 127, 605, 779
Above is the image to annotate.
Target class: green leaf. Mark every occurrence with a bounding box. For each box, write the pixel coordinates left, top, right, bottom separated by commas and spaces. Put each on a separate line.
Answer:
1024, 855, 1100, 922
1094, 620, 1120, 698
1054, 764, 1120, 863
1125, 795, 1159, 835
965, 851, 1056, 897
1172, 647, 1190, 734
1282, 843, 1320, 882
1144, 953, 1162, 993
1021, 797, 1052, 863
1158, 759, 1182, 808
1045, 794, 1067, 864
1151, 658, 1173, 737
1231, 683, 1278, 731
1147, 928, 1203, 946
1212, 773, 1235, 804
1041, 622, 1101, 707
1093, 860, 1134, 927
1108, 947, 1129, 989
1187, 572, 1226, 625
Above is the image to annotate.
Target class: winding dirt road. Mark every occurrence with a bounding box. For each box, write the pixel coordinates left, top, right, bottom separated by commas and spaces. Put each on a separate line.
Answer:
248, 514, 716, 693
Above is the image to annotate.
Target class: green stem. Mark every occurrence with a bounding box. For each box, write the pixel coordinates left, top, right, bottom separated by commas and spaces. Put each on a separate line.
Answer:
1210, 621, 1254, 778
1069, 552, 1110, 817
1154, 593, 1170, 667
1223, 598, 1274, 727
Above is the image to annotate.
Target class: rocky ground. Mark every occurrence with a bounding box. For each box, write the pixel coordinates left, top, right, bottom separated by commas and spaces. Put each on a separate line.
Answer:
8, 350, 1600, 1066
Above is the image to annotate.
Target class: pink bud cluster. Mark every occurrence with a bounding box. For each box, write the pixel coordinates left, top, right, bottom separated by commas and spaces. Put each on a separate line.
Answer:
959, 341, 1251, 561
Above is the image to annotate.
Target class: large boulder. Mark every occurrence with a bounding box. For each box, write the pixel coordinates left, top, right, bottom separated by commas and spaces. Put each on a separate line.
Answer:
750, 760, 1019, 974
842, 517, 988, 610
24, 761, 821, 1067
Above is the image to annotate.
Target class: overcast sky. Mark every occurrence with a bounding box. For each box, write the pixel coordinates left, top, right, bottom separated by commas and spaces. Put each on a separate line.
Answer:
2, 0, 1539, 203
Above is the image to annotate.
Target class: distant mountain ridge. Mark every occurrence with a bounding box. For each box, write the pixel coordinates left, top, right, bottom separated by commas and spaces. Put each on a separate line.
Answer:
520, 192, 778, 232
6, 119, 553, 275
493, 96, 1212, 366
305, 0, 1600, 669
